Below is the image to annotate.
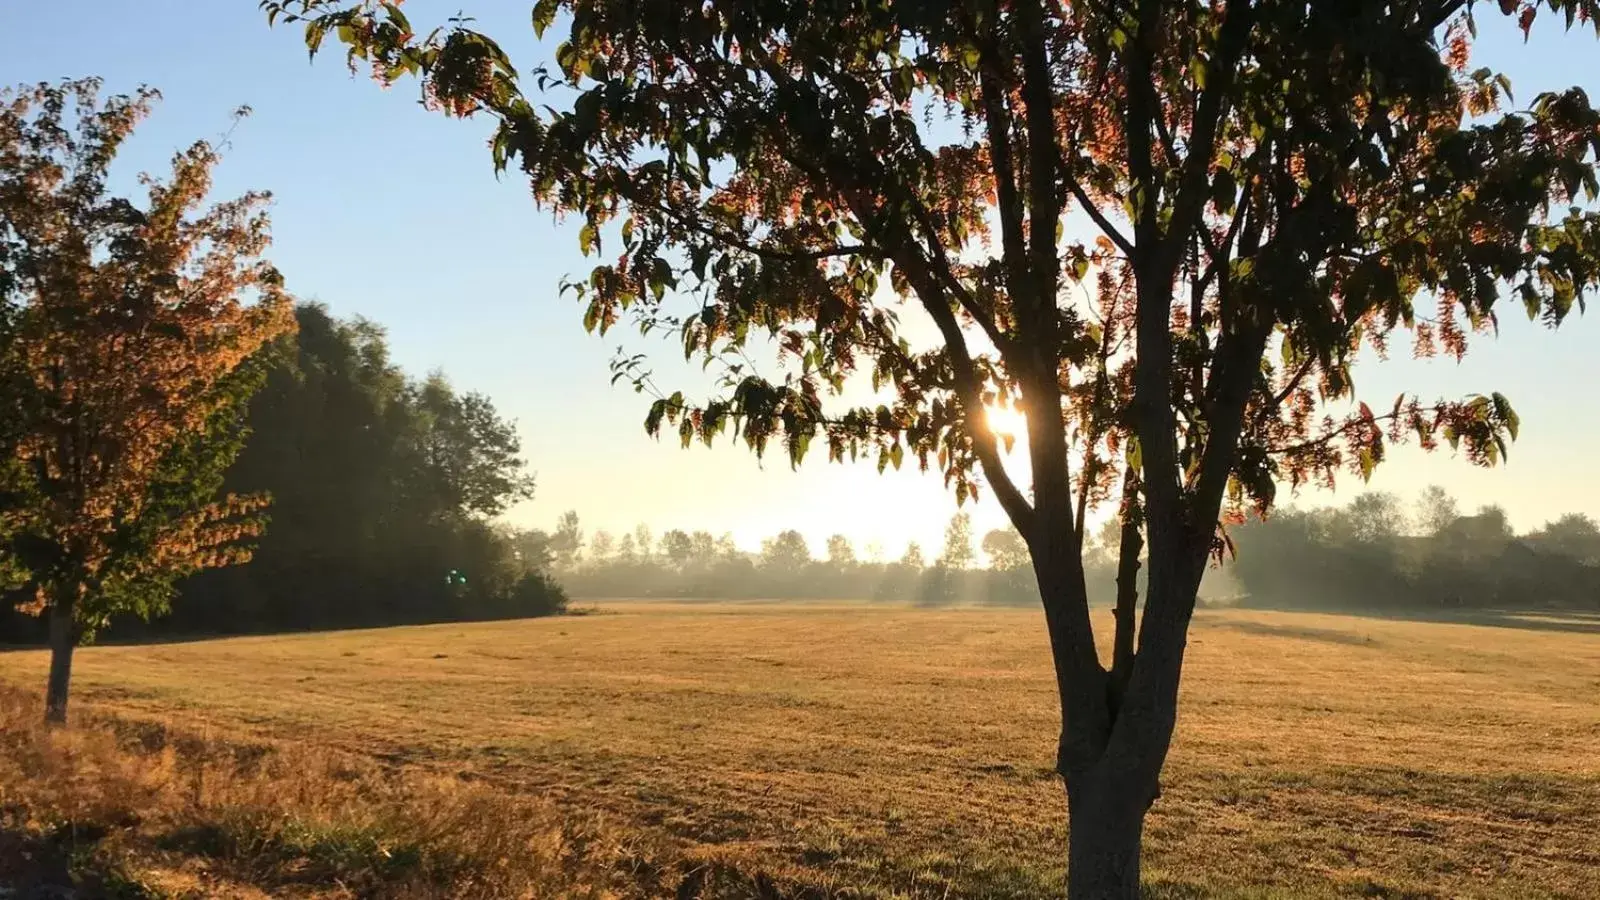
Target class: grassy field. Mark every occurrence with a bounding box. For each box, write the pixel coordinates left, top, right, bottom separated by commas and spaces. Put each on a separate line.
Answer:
2, 602, 1598, 899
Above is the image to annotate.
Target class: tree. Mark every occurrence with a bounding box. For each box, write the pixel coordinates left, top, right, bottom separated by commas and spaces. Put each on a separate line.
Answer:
615, 532, 638, 564
405, 373, 535, 520
278, 0, 1600, 893
690, 529, 720, 561
551, 510, 583, 568
1339, 492, 1408, 544
660, 528, 695, 568
632, 523, 655, 564
1448, 503, 1517, 546
0, 79, 295, 722
759, 529, 811, 572
938, 511, 976, 569
898, 542, 926, 570
1416, 485, 1461, 537
983, 527, 1032, 571
160, 302, 551, 635
825, 533, 857, 567
588, 529, 615, 564
1530, 512, 1600, 564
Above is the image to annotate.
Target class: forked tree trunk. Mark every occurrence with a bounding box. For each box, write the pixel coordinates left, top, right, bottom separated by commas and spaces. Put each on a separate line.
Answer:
44, 591, 77, 724
1044, 561, 1191, 899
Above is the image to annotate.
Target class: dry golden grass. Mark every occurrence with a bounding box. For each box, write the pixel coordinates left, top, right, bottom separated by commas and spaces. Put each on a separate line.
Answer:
2, 603, 1598, 898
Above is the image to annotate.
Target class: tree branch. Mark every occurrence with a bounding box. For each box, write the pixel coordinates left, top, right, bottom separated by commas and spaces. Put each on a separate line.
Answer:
668, 209, 888, 264
1015, 0, 1062, 319
977, 53, 1035, 331
1166, 1, 1255, 270
893, 250, 1037, 534
1065, 172, 1136, 256
1109, 466, 1144, 710
1268, 353, 1318, 408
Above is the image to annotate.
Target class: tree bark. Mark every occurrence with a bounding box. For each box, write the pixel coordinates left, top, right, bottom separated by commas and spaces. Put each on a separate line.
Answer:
1066, 768, 1149, 900
1108, 515, 1143, 709
44, 591, 77, 724
1045, 547, 1190, 899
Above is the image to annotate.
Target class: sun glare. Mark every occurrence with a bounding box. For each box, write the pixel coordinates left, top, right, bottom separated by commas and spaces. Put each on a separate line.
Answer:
983, 404, 1028, 442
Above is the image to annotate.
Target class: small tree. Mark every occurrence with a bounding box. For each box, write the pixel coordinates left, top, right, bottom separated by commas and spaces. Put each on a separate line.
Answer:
937, 511, 977, 569
982, 527, 1031, 571
587, 529, 615, 565
898, 542, 926, 569
632, 523, 655, 564
0, 79, 294, 722
551, 509, 584, 568
275, 0, 1600, 893
405, 373, 536, 519
1415, 485, 1462, 537
1338, 491, 1408, 544
615, 532, 638, 564
825, 533, 857, 567
660, 528, 695, 569
759, 529, 812, 572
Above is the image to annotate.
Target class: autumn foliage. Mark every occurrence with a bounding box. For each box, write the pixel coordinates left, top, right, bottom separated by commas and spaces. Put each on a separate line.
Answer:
263, 0, 1600, 894
0, 78, 294, 718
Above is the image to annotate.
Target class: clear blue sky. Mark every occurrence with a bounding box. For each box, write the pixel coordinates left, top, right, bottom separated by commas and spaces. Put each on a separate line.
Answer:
3, 2, 1597, 556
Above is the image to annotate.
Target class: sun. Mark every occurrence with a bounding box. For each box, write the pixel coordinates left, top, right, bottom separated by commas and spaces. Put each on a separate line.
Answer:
982, 404, 1029, 441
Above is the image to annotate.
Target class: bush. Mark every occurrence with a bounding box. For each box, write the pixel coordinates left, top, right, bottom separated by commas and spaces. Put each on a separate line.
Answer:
504, 570, 568, 618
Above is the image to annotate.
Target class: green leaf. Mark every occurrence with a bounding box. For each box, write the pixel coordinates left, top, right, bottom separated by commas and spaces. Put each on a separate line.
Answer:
579, 222, 598, 256
1491, 392, 1520, 440
305, 21, 326, 59
644, 398, 667, 435
532, 0, 559, 39
889, 443, 904, 470
383, 2, 410, 32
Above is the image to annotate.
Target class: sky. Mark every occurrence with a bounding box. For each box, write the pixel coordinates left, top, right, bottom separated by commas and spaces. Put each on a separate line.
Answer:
3, 1, 1597, 556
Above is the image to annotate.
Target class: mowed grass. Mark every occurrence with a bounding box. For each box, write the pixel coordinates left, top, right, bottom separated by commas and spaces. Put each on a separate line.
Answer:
3, 602, 1599, 898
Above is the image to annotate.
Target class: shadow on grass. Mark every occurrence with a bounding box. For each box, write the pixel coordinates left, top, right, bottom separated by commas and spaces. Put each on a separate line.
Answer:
1211, 619, 1383, 646
0, 821, 161, 900
1230, 604, 1600, 635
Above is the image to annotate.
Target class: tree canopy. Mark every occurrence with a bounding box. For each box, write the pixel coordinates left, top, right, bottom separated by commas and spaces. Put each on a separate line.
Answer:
267, 0, 1600, 892
0, 78, 295, 630
0, 78, 296, 720
152, 302, 557, 635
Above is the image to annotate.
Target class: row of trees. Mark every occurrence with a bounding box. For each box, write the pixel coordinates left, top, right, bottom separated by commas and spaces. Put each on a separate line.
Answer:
1231, 487, 1600, 612
1, 80, 563, 723
1, 300, 568, 643
549, 511, 1138, 606
144, 302, 566, 635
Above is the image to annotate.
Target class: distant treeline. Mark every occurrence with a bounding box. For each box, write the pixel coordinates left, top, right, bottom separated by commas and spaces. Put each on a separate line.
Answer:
546, 487, 1597, 614
2, 304, 564, 643
546, 513, 1141, 607
1229, 487, 1600, 612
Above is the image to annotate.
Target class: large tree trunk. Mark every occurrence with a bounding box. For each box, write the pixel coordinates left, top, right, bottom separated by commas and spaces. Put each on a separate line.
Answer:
44, 592, 77, 724
1066, 769, 1150, 900
1044, 556, 1192, 899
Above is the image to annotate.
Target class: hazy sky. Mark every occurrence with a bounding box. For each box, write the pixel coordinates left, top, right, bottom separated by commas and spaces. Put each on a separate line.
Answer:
4, 2, 1597, 554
